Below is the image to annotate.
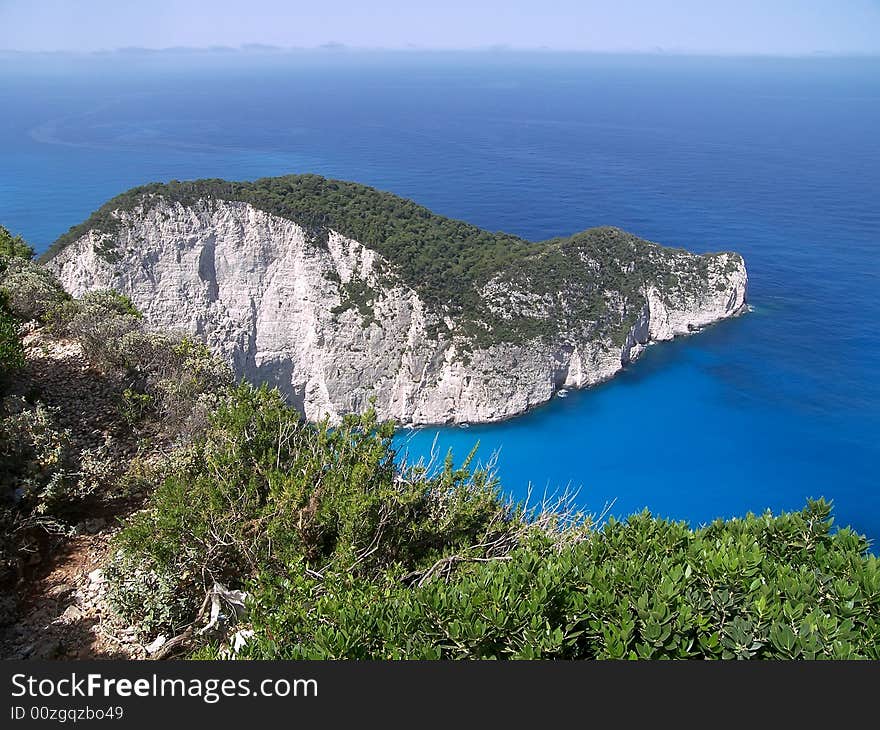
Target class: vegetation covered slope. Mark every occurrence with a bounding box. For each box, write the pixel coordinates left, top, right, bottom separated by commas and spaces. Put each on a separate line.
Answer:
9, 228, 873, 662
42, 175, 742, 347
118, 381, 879, 660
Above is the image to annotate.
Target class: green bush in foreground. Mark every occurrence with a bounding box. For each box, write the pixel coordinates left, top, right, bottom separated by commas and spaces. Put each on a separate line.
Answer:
0, 396, 113, 520
237, 502, 879, 660
49, 289, 143, 367
0, 230, 47, 384
0, 225, 34, 261
0, 255, 69, 323
108, 382, 879, 659
109, 383, 514, 637
50, 288, 231, 437
0, 294, 24, 382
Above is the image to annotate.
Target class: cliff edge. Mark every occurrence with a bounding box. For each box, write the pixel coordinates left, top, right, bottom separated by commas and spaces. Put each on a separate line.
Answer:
44, 175, 747, 424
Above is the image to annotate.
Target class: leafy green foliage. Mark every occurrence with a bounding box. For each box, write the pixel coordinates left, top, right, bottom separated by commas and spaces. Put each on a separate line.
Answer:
109, 383, 513, 634
0, 221, 32, 376
0, 255, 69, 323
146, 336, 231, 428
103, 550, 194, 637
0, 294, 24, 383
50, 289, 231, 436
106, 380, 878, 659
78, 289, 141, 319
0, 396, 107, 520
119, 389, 154, 425
49, 290, 144, 369
42, 175, 741, 348
239, 501, 879, 660
0, 225, 34, 260
331, 277, 379, 325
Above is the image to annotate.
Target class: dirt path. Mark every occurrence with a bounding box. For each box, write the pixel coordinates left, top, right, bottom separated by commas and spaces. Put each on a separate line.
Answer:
0, 530, 135, 659
1, 330, 147, 659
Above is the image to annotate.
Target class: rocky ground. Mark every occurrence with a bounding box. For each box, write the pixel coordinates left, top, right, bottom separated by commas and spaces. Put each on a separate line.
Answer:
0, 329, 148, 659
11, 329, 137, 459
0, 531, 134, 659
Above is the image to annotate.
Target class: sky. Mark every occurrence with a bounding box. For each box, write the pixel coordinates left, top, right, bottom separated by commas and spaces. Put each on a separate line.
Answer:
1, 0, 879, 56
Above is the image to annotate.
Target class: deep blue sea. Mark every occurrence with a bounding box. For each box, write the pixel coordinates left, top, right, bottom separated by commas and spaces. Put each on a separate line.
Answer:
1, 51, 877, 541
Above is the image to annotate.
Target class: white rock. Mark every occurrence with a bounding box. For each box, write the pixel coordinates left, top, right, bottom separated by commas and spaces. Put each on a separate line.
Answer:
145, 635, 167, 654
87, 568, 105, 585
48, 199, 748, 425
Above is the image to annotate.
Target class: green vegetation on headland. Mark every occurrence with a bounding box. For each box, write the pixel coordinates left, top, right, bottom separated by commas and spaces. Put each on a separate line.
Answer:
41, 175, 740, 348
3, 233, 877, 660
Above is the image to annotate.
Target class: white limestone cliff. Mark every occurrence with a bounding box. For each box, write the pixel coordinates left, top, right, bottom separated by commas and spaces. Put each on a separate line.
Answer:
47, 199, 747, 425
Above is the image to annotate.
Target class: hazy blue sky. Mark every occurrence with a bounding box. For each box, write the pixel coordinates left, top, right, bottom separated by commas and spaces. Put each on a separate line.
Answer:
1, 0, 879, 55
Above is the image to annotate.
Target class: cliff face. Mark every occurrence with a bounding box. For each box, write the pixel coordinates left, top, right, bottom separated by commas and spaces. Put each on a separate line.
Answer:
47, 195, 747, 425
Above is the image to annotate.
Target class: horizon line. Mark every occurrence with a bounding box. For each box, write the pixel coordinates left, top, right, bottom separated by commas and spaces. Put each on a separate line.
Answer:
2, 44, 879, 60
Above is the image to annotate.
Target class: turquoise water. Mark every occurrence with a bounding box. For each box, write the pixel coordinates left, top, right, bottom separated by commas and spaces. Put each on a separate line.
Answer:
1, 52, 877, 540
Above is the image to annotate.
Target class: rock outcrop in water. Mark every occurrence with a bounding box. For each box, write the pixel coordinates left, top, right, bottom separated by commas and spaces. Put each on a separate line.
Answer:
44, 175, 747, 425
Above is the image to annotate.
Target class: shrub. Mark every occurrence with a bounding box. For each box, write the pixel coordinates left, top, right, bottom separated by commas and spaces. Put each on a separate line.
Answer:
0, 225, 34, 260
0, 393, 125, 588
49, 290, 143, 368
51, 288, 231, 438
81, 289, 141, 319
106, 380, 880, 659
238, 501, 880, 660
0, 397, 99, 518
120, 389, 155, 425
0, 257, 69, 323
0, 506, 20, 585
0, 295, 24, 383
104, 550, 196, 637
141, 336, 231, 435
108, 383, 512, 636
107, 330, 231, 437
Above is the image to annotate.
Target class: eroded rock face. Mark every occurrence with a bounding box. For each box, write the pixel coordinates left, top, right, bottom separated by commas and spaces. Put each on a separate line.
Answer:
48, 199, 747, 425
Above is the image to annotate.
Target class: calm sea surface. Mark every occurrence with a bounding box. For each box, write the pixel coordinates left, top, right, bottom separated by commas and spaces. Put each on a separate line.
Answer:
1, 52, 877, 540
